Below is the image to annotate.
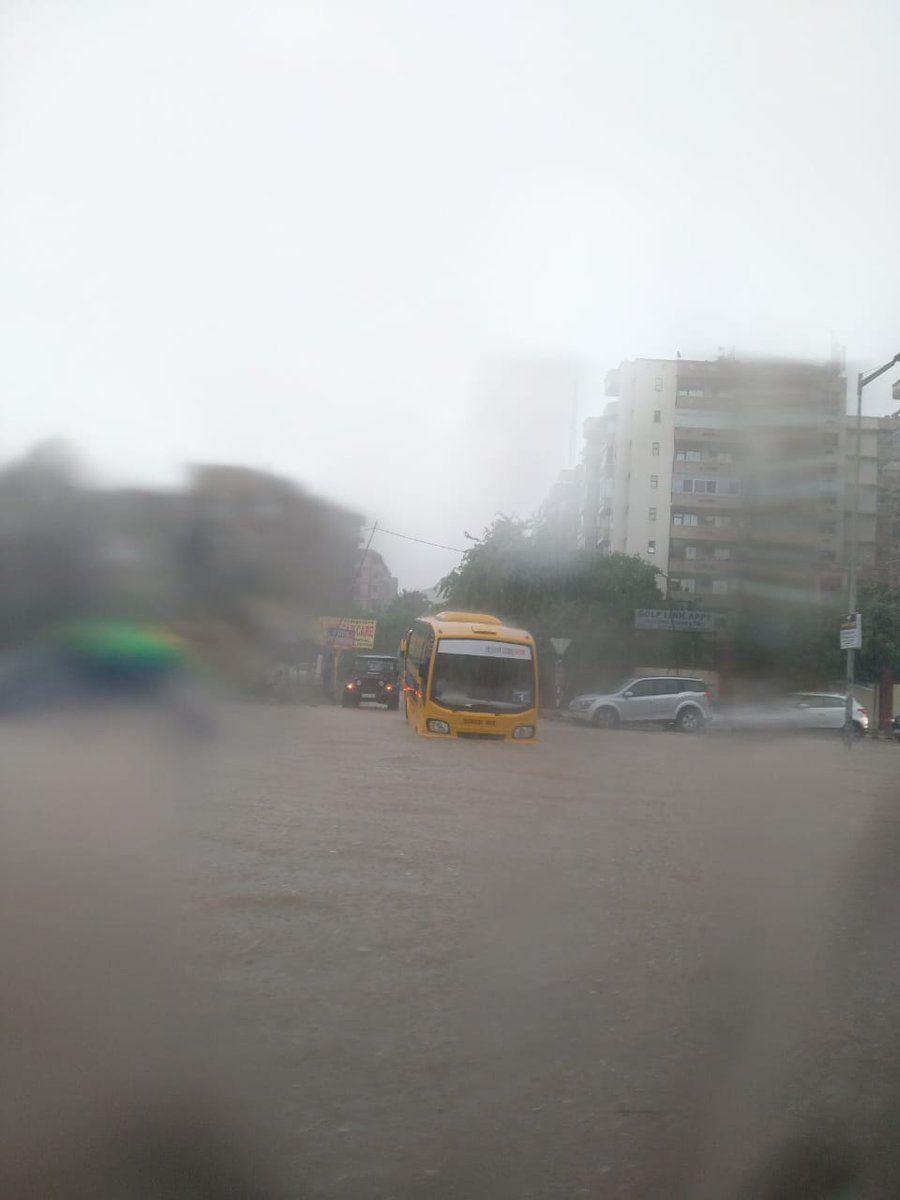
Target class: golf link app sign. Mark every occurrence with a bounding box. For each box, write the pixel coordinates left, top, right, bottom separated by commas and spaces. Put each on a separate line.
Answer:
319, 618, 377, 650
634, 608, 719, 633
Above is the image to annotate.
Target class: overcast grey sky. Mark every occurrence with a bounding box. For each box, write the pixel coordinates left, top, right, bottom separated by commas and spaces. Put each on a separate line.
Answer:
1, 0, 898, 587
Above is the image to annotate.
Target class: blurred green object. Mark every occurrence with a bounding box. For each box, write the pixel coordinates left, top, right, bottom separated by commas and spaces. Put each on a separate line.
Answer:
53, 622, 186, 678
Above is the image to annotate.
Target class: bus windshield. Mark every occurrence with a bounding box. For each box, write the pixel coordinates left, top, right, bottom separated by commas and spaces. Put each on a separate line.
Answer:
431, 638, 534, 713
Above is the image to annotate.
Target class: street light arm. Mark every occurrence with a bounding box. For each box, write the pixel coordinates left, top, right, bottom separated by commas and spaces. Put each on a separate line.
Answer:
860, 353, 900, 390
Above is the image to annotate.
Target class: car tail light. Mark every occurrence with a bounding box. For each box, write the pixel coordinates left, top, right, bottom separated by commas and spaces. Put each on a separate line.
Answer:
859, 706, 867, 717
345, 681, 355, 690
704, 691, 711, 705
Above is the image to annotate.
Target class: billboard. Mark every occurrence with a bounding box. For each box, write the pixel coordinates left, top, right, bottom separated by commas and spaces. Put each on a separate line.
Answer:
634, 608, 719, 633
318, 617, 377, 650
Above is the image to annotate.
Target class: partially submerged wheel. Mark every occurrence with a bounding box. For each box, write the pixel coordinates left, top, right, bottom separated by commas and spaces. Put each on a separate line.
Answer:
592, 706, 620, 730
676, 706, 704, 732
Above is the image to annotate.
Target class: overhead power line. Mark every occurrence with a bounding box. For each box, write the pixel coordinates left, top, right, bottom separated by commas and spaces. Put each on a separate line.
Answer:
363, 525, 466, 554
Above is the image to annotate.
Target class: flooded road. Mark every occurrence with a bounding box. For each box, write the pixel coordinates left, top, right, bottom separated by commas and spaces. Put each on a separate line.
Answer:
5, 701, 898, 1196
173, 705, 899, 1197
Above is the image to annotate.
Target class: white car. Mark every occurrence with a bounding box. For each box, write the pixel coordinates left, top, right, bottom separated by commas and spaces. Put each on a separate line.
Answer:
710, 692, 869, 736
788, 692, 869, 735
568, 676, 712, 732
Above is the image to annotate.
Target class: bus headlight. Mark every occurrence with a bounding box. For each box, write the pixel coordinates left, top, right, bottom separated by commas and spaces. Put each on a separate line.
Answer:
513, 725, 535, 739
427, 719, 450, 734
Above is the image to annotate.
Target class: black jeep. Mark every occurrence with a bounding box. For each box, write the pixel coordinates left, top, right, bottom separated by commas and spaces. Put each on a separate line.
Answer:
341, 654, 400, 710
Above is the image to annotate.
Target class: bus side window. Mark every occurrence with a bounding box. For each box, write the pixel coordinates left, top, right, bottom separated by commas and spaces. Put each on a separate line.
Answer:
421, 631, 434, 689
407, 623, 426, 689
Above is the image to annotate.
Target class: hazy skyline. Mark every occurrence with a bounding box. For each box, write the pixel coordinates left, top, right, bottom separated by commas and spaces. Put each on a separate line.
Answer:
2, 1, 898, 587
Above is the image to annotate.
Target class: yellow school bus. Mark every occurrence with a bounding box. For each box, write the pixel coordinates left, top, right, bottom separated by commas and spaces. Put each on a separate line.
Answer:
401, 611, 538, 741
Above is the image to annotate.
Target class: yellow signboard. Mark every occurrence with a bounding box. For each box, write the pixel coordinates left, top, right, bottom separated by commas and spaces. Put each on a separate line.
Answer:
318, 617, 377, 650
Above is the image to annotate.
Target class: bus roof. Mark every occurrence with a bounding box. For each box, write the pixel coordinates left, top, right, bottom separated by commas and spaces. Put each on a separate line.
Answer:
434, 611, 501, 624
419, 613, 535, 644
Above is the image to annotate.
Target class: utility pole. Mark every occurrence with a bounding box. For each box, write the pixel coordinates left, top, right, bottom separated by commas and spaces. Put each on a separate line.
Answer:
845, 353, 900, 745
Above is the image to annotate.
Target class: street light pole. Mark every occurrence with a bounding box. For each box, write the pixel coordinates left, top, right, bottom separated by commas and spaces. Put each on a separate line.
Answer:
845, 353, 900, 744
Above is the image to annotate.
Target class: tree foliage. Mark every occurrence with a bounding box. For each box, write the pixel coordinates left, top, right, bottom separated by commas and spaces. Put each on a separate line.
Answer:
373, 589, 436, 654
439, 517, 664, 689
858, 581, 900, 683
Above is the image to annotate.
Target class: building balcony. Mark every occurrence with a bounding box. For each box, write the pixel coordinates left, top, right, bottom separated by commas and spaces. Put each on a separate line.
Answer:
670, 524, 738, 541
667, 581, 739, 605
675, 403, 843, 434
671, 458, 737, 474
670, 491, 743, 509
668, 555, 739, 573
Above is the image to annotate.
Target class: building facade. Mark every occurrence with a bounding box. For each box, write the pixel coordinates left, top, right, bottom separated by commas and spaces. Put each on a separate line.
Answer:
537, 466, 583, 552
581, 355, 871, 608
354, 548, 398, 611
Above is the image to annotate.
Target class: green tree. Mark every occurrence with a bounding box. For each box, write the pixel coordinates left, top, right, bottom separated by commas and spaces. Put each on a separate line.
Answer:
858, 581, 900, 685
729, 605, 844, 688
373, 589, 436, 654
439, 517, 665, 691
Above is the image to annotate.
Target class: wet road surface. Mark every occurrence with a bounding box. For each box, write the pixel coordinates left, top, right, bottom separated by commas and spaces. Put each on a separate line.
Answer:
178, 704, 898, 1197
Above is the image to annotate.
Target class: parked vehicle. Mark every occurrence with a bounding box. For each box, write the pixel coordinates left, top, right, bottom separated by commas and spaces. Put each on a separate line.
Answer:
788, 692, 868, 735
568, 676, 711, 731
713, 692, 869, 735
341, 654, 400, 710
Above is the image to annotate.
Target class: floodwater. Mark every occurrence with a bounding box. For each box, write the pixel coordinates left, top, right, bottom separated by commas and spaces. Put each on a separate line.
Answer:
4, 702, 900, 1196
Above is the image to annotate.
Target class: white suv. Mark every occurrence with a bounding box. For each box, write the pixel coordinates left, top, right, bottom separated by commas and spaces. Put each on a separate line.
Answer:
568, 676, 712, 731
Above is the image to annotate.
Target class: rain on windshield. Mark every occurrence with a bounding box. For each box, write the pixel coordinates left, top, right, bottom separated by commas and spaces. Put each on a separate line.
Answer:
431, 639, 534, 712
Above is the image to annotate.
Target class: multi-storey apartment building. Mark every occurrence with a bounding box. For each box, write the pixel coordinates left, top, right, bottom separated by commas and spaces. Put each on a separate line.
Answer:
583, 355, 865, 608
354, 548, 398, 611
580, 403, 617, 554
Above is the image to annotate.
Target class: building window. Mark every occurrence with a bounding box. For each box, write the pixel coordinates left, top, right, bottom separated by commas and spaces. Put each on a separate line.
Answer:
647, 539, 656, 555
712, 580, 729, 595
676, 578, 696, 593
653, 409, 661, 423
648, 507, 657, 522
652, 442, 660, 457
714, 546, 731, 560
715, 451, 733, 464
650, 474, 659, 489
654, 377, 663, 392
675, 476, 739, 496
675, 448, 702, 462
685, 545, 697, 560
673, 512, 699, 527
